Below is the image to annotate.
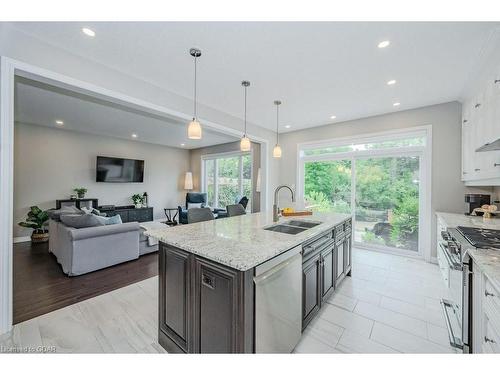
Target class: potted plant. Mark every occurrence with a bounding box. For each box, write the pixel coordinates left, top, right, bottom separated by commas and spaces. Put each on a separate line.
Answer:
73, 187, 88, 199
18, 206, 50, 243
131, 194, 144, 208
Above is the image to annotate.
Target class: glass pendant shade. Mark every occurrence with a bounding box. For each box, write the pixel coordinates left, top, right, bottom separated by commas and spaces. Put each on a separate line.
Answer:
240, 135, 251, 151
187, 119, 202, 139
273, 144, 282, 158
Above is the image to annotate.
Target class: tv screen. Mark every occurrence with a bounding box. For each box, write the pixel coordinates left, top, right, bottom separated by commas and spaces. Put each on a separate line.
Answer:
96, 156, 144, 183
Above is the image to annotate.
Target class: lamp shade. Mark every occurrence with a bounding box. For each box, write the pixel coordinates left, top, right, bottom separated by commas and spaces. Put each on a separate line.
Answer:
240, 136, 251, 152
188, 119, 202, 139
273, 144, 282, 158
184, 172, 193, 190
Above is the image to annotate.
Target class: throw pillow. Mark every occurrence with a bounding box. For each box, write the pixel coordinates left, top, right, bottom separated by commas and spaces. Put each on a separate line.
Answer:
60, 213, 105, 228
105, 214, 123, 225
187, 202, 203, 209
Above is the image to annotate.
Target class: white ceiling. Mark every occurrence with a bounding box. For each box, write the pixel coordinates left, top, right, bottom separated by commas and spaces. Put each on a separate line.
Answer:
14, 77, 238, 149
9, 22, 500, 132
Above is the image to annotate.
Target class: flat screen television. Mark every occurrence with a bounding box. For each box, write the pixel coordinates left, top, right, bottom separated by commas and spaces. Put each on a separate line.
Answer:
96, 156, 144, 183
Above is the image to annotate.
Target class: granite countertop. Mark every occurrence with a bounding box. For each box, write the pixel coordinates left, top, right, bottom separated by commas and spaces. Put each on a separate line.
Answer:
436, 212, 500, 292
146, 211, 351, 271
436, 211, 500, 230
469, 249, 500, 293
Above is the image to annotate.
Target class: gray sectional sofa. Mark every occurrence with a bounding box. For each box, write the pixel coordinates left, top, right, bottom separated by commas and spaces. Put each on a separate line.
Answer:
49, 219, 142, 276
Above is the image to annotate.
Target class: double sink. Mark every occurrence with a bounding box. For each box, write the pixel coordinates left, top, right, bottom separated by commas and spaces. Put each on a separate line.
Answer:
264, 219, 322, 235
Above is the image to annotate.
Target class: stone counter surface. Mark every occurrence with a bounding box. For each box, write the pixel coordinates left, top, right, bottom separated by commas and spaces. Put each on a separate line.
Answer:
147, 211, 351, 271
469, 249, 500, 293
436, 211, 500, 230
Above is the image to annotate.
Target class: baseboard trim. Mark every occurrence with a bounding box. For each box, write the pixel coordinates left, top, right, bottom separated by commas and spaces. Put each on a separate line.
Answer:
13, 236, 31, 244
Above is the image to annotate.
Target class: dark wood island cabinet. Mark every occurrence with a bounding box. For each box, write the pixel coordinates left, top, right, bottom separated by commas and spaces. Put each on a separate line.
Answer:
156, 216, 352, 353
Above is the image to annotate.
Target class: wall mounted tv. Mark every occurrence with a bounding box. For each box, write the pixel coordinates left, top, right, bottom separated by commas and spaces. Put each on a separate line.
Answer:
96, 156, 144, 183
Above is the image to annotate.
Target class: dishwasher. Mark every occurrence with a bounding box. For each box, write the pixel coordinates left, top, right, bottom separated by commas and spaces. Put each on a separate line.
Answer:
254, 245, 302, 353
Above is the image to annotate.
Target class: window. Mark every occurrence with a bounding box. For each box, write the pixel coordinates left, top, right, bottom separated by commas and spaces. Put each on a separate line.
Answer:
298, 128, 430, 258
202, 152, 252, 211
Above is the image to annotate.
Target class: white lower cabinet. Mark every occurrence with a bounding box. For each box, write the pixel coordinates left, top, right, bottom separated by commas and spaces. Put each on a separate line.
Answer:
472, 261, 500, 353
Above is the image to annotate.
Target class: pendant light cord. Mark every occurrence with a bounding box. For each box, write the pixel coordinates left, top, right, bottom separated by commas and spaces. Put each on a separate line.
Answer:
193, 55, 197, 120
244, 85, 247, 136
276, 103, 279, 144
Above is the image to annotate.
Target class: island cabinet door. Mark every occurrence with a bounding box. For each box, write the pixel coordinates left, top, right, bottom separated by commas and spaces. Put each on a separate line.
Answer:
344, 234, 352, 275
159, 244, 191, 353
192, 257, 254, 353
302, 252, 322, 330
335, 237, 346, 284
321, 244, 335, 302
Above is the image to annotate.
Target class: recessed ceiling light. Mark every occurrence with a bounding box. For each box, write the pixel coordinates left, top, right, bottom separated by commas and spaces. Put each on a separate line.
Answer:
131, 133, 138, 138
82, 28, 96, 37
387, 79, 397, 85
180, 143, 185, 146
55, 120, 64, 126
393, 102, 401, 107
330, 115, 337, 120
378, 40, 390, 48
284, 125, 291, 129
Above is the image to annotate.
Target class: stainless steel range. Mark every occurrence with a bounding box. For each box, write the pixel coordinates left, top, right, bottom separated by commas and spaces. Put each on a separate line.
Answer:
438, 226, 500, 353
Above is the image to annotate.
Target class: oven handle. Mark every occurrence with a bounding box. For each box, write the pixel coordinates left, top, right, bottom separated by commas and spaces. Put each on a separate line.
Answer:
440, 299, 464, 350
438, 242, 462, 270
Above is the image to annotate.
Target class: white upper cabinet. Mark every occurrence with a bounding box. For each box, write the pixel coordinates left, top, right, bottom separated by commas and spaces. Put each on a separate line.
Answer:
462, 67, 500, 185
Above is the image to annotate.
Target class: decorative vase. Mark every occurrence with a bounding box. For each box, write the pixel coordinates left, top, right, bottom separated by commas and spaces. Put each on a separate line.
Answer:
31, 230, 49, 243
135, 203, 143, 208
77, 193, 85, 199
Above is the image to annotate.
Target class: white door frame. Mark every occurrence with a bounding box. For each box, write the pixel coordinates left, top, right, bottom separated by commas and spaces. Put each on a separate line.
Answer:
0, 56, 270, 335
296, 125, 433, 262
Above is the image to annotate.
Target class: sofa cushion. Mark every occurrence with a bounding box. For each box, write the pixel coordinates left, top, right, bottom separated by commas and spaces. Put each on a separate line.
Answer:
104, 214, 123, 225
187, 202, 203, 209
60, 213, 105, 229
47, 206, 83, 221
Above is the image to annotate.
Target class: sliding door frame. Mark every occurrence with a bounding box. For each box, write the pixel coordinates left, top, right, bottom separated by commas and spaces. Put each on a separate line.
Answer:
297, 125, 432, 262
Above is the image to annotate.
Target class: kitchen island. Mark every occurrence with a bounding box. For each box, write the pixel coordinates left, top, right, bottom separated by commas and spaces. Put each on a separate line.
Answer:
147, 211, 352, 353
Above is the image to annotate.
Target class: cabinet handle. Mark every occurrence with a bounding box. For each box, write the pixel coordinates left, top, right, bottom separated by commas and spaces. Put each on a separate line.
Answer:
463, 119, 468, 124
201, 273, 216, 290
474, 168, 481, 171
485, 290, 496, 297
495, 79, 500, 84
475, 103, 481, 109
485, 336, 497, 344
494, 163, 500, 167
463, 172, 468, 175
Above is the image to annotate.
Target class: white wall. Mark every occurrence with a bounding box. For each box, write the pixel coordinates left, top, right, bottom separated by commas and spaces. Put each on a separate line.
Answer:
278, 101, 464, 258
14, 123, 190, 238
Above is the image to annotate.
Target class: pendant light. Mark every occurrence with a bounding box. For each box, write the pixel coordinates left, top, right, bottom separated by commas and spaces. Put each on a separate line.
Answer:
240, 80, 251, 152
273, 100, 282, 158
187, 48, 202, 139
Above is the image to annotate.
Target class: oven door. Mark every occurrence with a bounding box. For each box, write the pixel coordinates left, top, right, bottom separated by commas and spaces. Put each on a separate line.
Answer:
438, 242, 464, 350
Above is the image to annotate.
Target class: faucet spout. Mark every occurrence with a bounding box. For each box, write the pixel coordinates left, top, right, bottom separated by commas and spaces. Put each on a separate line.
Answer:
273, 185, 295, 222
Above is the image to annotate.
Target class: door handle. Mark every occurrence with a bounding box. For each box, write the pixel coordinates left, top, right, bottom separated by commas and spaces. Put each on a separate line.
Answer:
485, 336, 497, 344
201, 273, 216, 290
485, 290, 496, 297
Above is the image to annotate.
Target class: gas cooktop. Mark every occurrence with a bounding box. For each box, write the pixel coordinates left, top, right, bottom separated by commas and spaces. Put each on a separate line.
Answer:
456, 226, 500, 250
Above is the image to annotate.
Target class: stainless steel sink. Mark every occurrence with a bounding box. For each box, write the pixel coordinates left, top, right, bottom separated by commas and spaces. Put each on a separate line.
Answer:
264, 224, 308, 235
285, 220, 322, 229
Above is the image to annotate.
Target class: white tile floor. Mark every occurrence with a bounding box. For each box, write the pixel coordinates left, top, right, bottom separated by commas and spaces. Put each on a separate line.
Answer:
0, 248, 458, 354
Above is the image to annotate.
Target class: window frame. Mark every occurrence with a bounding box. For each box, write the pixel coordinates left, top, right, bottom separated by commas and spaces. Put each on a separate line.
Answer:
297, 125, 433, 262
201, 150, 253, 210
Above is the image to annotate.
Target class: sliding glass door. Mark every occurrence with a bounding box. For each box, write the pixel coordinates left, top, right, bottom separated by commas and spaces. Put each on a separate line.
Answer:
354, 156, 420, 252
299, 131, 427, 257
202, 152, 252, 211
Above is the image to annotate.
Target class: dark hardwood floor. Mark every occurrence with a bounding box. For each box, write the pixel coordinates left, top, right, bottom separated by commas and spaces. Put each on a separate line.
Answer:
13, 241, 158, 324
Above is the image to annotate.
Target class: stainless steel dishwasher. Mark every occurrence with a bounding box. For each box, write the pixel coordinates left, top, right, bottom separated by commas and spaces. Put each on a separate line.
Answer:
254, 245, 302, 353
